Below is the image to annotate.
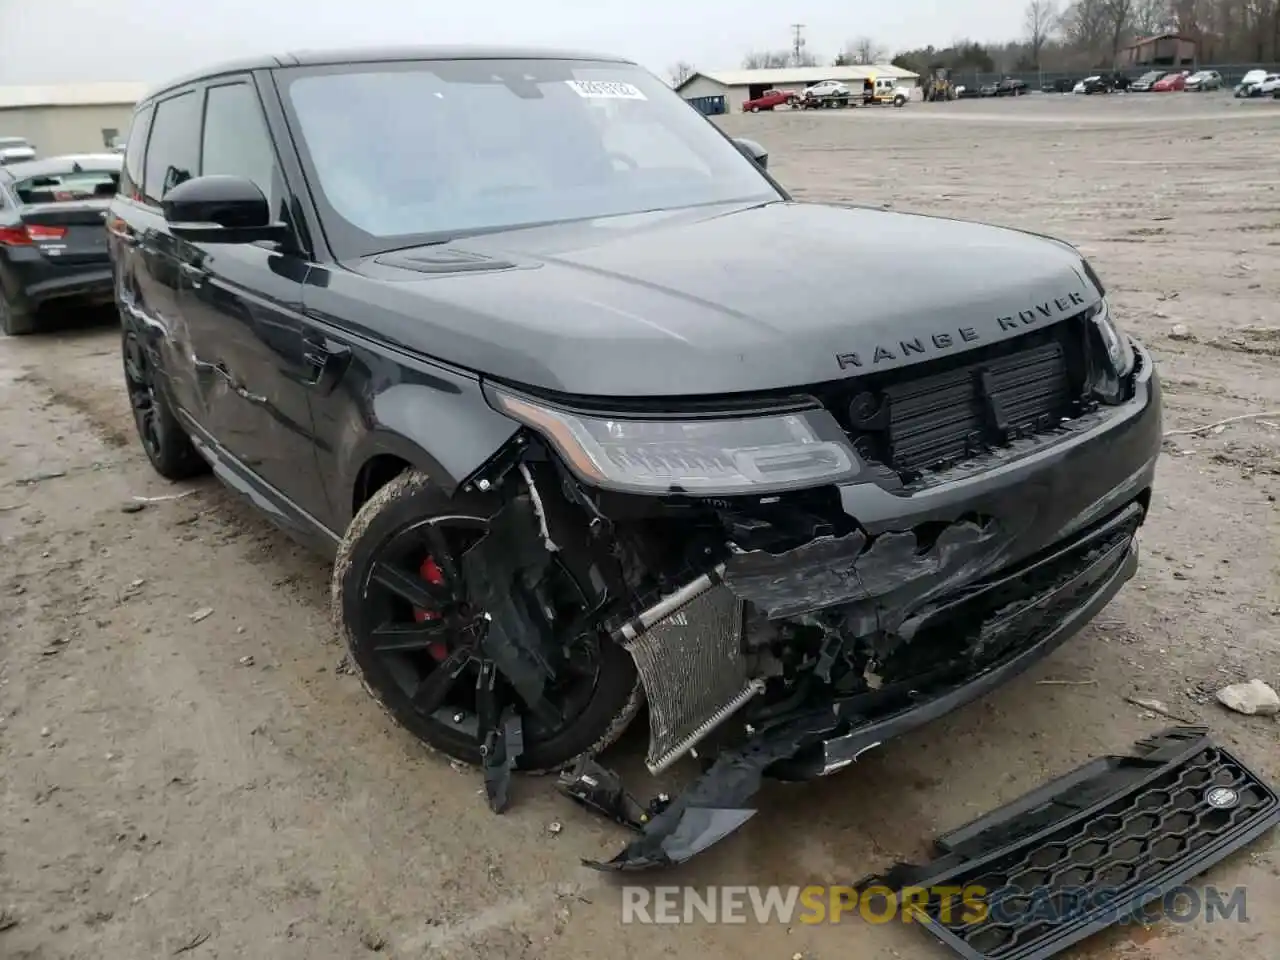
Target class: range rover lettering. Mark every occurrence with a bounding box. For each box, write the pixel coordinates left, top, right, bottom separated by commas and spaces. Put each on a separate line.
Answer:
108, 47, 1162, 870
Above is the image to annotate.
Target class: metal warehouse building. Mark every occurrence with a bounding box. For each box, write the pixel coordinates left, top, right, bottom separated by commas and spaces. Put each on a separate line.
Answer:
0, 82, 149, 157
676, 65, 919, 112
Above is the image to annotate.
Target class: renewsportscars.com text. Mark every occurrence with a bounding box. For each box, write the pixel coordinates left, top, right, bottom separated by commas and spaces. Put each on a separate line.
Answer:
620, 884, 1250, 925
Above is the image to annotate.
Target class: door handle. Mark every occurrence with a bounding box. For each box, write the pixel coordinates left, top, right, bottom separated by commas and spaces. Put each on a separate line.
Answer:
301, 336, 352, 396
213, 361, 266, 405
179, 262, 207, 288
107, 221, 138, 247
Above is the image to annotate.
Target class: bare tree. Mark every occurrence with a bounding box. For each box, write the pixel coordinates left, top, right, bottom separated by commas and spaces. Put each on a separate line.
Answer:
668, 61, 696, 86
1130, 0, 1174, 35
1103, 0, 1136, 61
1025, 0, 1061, 65
1063, 0, 1113, 60
742, 50, 794, 69
843, 36, 887, 64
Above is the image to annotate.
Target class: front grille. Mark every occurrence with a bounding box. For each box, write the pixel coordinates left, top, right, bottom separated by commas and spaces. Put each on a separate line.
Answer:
863, 727, 1280, 960
828, 320, 1091, 478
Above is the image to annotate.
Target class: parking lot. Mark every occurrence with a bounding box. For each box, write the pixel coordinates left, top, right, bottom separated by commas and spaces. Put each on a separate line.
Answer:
1, 92, 1278, 960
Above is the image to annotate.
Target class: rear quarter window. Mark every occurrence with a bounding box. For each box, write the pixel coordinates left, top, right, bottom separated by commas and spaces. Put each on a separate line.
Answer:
120, 104, 153, 201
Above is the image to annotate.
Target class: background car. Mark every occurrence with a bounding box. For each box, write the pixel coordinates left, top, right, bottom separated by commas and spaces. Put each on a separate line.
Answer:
1130, 70, 1166, 91
1256, 73, 1280, 96
979, 82, 999, 96
742, 88, 796, 112
802, 79, 850, 99
1074, 75, 1113, 94
1043, 77, 1078, 93
1235, 69, 1269, 96
0, 136, 37, 165
0, 154, 120, 335
1185, 69, 1222, 91
996, 77, 1028, 96
1152, 73, 1187, 92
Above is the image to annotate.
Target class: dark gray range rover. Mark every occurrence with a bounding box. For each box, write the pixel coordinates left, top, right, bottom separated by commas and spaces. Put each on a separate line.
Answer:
108, 46, 1161, 869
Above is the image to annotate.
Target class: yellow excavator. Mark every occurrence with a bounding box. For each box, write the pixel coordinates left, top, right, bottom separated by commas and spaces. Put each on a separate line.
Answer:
923, 67, 957, 102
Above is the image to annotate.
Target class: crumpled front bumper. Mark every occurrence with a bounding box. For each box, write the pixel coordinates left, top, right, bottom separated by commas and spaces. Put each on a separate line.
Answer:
566, 340, 1162, 872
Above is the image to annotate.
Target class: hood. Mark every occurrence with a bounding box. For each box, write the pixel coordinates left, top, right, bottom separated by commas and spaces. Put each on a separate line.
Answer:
320, 201, 1099, 398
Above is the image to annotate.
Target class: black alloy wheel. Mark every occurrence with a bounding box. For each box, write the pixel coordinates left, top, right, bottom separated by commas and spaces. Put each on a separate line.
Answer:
123, 332, 162, 460
334, 472, 641, 772
121, 330, 207, 480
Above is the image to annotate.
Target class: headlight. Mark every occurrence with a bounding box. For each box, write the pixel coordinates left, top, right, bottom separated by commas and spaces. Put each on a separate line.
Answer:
486, 386, 861, 495
1091, 298, 1135, 379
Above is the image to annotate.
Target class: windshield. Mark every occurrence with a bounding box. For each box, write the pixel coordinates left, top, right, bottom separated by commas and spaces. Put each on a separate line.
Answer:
280, 59, 779, 257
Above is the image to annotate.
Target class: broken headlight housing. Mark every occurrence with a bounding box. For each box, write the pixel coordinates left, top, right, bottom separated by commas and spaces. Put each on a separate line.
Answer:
487, 386, 861, 495
1091, 298, 1135, 379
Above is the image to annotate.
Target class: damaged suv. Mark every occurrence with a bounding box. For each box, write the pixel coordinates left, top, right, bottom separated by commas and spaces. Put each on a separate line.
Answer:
110, 47, 1161, 869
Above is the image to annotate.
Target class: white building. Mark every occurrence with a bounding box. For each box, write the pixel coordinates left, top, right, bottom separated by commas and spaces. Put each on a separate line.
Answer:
676, 65, 919, 112
0, 82, 149, 157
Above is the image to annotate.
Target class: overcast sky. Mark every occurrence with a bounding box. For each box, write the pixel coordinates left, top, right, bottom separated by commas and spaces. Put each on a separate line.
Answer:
0, 0, 1025, 86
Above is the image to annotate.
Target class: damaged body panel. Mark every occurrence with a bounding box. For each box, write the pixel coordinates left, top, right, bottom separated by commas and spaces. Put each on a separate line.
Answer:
118, 47, 1164, 875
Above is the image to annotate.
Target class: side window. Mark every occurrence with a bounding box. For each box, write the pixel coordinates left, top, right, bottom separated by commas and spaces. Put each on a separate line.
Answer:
119, 104, 153, 201
201, 81, 281, 216
143, 91, 201, 206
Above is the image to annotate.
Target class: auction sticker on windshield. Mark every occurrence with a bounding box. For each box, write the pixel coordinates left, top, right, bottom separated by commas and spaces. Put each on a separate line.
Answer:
566, 80, 648, 100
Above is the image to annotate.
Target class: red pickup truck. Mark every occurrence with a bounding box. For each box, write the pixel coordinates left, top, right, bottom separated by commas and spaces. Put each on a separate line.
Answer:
742, 89, 797, 112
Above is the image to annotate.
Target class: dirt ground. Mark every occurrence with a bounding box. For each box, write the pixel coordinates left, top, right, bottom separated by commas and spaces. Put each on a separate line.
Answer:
2, 93, 1278, 960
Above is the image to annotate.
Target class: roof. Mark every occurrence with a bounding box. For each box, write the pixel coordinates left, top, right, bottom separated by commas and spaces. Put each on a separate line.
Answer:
676, 64, 918, 92
0, 153, 123, 180
143, 45, 634, 102
0, 82, 150, 109
1122, 32, 1192, 48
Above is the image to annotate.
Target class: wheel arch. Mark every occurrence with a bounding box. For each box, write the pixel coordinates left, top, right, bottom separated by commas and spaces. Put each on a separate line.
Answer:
337, 382, 521, 527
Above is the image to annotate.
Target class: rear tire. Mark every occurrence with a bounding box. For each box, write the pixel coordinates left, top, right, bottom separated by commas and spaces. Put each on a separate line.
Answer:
333, 471, 643, 772
122, 329, 208, 480
0, 285, 36, 336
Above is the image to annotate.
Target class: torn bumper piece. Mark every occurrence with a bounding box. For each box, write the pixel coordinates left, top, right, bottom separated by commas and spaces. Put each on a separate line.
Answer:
860, 726, 1280, 960
565, 712, 837, 872
568, 503, 1145, 870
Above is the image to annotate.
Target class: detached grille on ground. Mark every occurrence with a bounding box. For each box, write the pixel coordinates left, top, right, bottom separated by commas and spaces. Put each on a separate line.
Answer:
863, 726, 1280, 960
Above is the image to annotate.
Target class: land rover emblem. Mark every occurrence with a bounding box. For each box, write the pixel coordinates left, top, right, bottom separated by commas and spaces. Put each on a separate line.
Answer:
1205, 786, 1239, 810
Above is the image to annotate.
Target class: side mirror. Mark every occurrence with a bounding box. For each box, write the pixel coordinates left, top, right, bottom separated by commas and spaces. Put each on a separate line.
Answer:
163, 174, 289, 245
733, 137, 769, 170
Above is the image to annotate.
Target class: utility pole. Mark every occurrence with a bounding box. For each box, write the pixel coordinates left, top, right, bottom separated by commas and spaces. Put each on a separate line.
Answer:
790, 23, 806, 66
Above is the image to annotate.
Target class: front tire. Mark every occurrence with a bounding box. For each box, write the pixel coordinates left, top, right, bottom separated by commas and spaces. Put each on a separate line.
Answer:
333, 471, 642, 772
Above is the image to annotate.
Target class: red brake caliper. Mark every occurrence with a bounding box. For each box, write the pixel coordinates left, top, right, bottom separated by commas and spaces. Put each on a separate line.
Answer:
415, 556, 450, 662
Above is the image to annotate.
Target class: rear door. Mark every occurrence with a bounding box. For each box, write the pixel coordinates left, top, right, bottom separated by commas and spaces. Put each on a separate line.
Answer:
113, 89, 208, 422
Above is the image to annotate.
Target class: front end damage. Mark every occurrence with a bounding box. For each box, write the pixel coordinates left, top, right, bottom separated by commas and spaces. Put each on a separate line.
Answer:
462, 317, 1162, 870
